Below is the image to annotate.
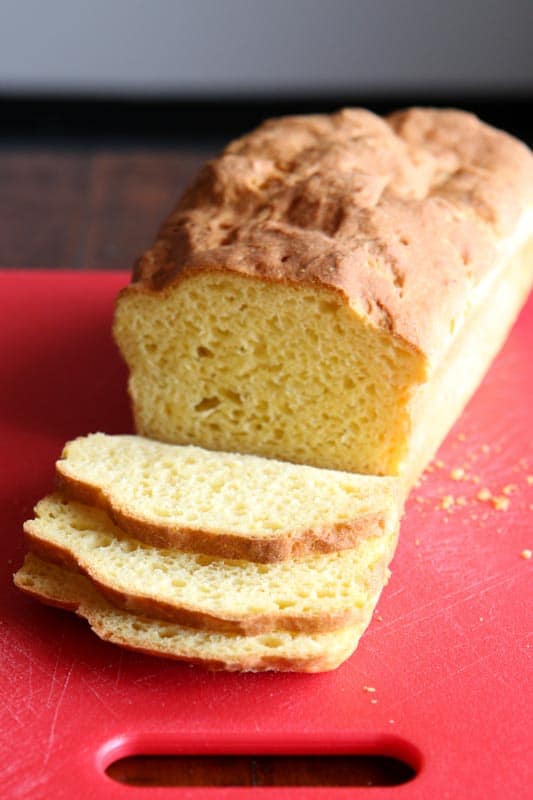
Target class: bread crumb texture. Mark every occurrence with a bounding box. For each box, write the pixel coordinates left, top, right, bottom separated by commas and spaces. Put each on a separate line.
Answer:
115, 271, 423, 475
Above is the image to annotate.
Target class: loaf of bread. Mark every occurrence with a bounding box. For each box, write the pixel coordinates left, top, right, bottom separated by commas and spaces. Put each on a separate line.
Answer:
24, 493, 396, 635
114, 108, 533, 484
15, 108, 533, 674
14, 554, 371, 672
55, 433, 400, 561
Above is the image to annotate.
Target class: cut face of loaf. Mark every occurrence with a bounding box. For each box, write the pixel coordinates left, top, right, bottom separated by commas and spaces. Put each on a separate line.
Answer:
114, 108, 533, 481
115, 275, 426, 477
14, 554, 369, 672
56, 434, 401, 562
24, 494, 396, 635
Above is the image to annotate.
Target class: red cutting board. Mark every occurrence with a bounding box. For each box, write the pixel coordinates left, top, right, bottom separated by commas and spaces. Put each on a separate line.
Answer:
1, 270, 531, 800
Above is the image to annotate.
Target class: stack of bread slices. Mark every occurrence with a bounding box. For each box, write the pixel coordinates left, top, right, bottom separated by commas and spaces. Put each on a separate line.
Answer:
15, 434, 402, 672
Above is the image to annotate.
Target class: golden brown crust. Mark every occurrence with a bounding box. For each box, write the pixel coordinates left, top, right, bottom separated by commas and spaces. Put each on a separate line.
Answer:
15, 579, 341, 671
14, 558, 354, 672
98, 639, 342, 673
14, 581, 80, 613
55, 468, 389, 563
23, 524, 383, 635
126, 108, 533, 364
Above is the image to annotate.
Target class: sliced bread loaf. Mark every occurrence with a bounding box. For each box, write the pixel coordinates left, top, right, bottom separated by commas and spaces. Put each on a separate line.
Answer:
55, 433, 401, 562
14, 554, 369, 672
24, 494, 396, 635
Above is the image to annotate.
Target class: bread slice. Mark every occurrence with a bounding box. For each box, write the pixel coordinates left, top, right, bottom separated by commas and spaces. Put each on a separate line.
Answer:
14, 554, 370, 672
114, 108, 533, 483
24, 493, 396, 635
55, 433, 401, 562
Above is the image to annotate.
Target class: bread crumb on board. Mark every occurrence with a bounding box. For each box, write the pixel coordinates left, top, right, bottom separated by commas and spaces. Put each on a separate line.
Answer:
363, 686, 376, 693
440, 495, 455, 510
491, 496, 510, 511
450, 467, 465, 480
423, 445, 531, 522
520, 549, 532, 560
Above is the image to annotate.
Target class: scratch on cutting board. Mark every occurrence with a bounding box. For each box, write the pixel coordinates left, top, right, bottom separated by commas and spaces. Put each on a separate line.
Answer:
380, 584, 407, 603
114, 649, 124, 691
26, 654, 34, 708
82, 680, 119, 719
361, 641, 402, 678
395, 651, 494, 707
448, 651, 494, 679
3, 637, 39, 673
133, 670, 164, 685
380, 567, 518, 632
132, 664, 180, 685
0, 693, 25, 730
489, 672, 530, 726
42, 661, 73, 768
418, 570, 518, 628
45, 633, 65, 707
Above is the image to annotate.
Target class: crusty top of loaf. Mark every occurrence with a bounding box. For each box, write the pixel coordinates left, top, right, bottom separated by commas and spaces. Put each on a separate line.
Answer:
131, 108, 533, 360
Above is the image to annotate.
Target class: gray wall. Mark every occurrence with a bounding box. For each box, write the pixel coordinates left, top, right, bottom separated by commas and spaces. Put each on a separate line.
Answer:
0, 0, 531, 95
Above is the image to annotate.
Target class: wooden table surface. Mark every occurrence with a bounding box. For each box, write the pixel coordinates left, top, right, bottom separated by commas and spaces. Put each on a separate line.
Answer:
0, 147, 213, 271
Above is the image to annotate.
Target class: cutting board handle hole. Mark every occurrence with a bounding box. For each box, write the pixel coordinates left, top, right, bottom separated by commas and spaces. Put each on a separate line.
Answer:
105, 753, 417, 787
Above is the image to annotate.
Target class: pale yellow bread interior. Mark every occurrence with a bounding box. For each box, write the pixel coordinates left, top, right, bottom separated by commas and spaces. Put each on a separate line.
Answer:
56, 433, 401, 561
14, 554, 369, 673
114, 274, 425, 477
24, 493, 396, 635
